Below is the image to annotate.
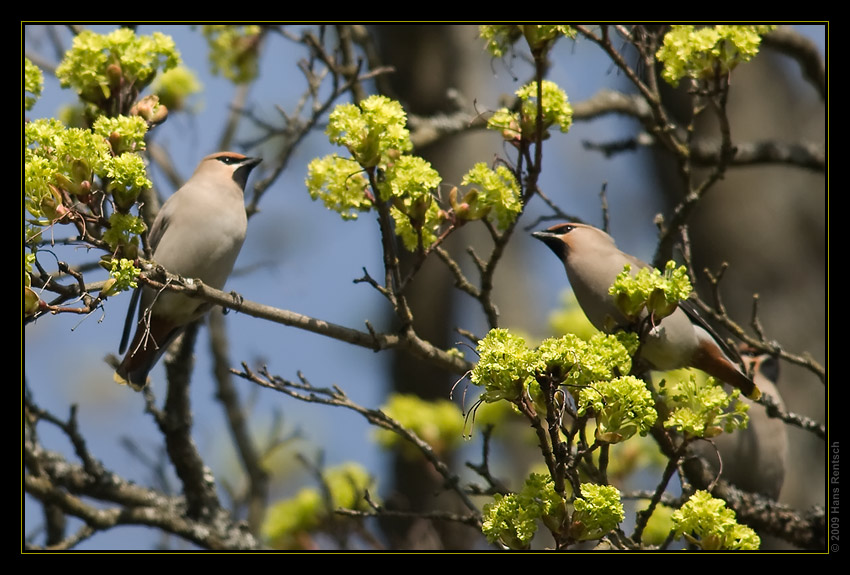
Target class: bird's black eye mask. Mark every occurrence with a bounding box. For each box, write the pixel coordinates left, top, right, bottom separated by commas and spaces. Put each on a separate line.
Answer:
531, 229, 569, 260
547, 223, 576, 235
231, 158, 261, 190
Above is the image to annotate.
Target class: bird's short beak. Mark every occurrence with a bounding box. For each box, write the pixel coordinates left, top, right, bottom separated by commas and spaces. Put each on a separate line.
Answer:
531, 230, 556, 241
531, 229, 566, 259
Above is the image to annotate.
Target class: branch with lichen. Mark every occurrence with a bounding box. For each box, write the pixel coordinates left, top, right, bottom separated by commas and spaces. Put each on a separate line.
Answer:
24, 387, 262, 550
676, 243, 826, 388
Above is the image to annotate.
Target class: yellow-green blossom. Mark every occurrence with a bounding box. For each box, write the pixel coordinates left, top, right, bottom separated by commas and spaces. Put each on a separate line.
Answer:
378, 155, 440, 203
471, 327, 639, 407
479, 25, 575, 57
323, 463, 374, 511
24, 155, 63, 222
25, 58, 44, 110
482, 473, 566, 549
458, 163, 522, 230
671, 490, 760, 550
201, 25, 262, 84
609, 260, 692, 322
101, 258, 141, 297
151, 65, 202, 112
635, 500, 676, 547
103, 212, 146, 255
578, 375, 658, 443
390, 202, 444, 252
262, 462, 375, 549
657, 25, 777, 86
93, 115, 149, 155
54, 127, 111, 195
105, 153, 152, 209
570, 483, 625, 541
327, 95, 412, 168
470, 329, 541, 403
374, 393, 464, 458
25, 122, 112, 210
56, 28, 179, 106
659, 371, 749, 438
24, 252, 40, 317
306, 155, 372, 220
25, 117, 66, 155
103, 212, 147, 259
488, 80, 572, 143
262, 489, 323, 548
537, 332, 637, 389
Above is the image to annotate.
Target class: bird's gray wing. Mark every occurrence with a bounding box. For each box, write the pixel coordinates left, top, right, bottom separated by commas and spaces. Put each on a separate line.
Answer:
118, 285, 141, 354
678, 298, 744, 365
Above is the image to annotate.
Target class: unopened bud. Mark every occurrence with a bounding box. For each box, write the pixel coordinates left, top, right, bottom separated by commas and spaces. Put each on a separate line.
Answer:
100, 277, 120, 298
70, 159, 92, 186
131, 94, 168, 126
647, 288, 678, 320
24, 286, 41, 317
106, 62, 123, 86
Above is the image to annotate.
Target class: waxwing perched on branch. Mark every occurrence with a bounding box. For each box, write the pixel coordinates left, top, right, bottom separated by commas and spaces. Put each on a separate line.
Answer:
115, 152, 261, 390
696, 347, 788, 499
532, 222, 760, 400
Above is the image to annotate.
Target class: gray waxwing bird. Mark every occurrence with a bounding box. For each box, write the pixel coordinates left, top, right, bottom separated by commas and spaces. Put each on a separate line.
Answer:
695, 347, 787, 499
115, 152, 261, 390
531, 222, 760, 400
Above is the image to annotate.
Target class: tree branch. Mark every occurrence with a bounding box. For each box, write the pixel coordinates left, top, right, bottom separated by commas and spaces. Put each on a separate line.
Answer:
209, 309, 270, 533
762, 26, 826, 99
232, 365, 483, 527
24, 402, 261, 550
132, 270, 473, 376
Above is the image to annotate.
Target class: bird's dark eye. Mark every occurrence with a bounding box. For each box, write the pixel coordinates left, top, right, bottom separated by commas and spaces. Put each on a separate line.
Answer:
550, 223, 575, 234
218, 156, 241, 165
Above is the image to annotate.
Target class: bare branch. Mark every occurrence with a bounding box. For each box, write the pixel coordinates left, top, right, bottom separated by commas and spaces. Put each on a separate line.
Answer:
24, 396, 261, 550
762, 26, 826, 99
157, 322, 223, 517
232, 365, 483, 527
208, 309, 269, 533
132, 269, 472, 376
